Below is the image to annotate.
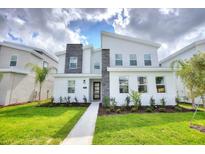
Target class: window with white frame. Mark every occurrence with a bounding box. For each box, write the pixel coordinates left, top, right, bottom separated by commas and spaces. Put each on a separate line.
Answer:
10, 55, 17, 66
68, 80, 75, 93
115, 54, 123, 66
144, 54, 152, 66
94, 62, 100, 69
119, 77, 129, 93
138, 76, 147, 93
129, 54, 137, 66
156, 76, 166, 93
43, 61, 48, 68
69, 57, 77, 69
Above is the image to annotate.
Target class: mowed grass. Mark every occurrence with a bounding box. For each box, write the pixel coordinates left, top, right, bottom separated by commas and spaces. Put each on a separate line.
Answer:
0, 102, 86, 144
93, 112, 205, 145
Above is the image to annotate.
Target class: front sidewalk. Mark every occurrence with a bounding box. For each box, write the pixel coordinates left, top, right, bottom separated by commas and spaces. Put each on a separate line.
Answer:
61, 102, 100, 145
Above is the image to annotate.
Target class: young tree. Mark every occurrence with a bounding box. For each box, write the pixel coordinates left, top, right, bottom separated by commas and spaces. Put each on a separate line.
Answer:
26, 63, 53, 101
171, 60, 198, 108
190, 53, 205, 107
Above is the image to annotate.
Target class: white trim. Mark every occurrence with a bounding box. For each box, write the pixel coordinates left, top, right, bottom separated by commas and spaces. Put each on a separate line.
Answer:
54, 73, 102, 79
159, 39, 205, 64
0, 68, 29, 74
101, 31, 161, 48
107, 67, 174, 72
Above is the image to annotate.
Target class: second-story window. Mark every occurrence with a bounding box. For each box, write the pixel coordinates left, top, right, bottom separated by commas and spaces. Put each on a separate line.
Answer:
129, 54, 137, 66
94, 62, 100, 69
144, 54, 152, 66
115, 54, 123, 66
43, 61, 48, 68
10, 55, 17, 67
69, 57, 77, 69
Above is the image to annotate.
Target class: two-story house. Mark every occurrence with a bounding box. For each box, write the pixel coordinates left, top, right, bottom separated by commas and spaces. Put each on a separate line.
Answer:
0, 41, 58, 106
54, 31, 176, 106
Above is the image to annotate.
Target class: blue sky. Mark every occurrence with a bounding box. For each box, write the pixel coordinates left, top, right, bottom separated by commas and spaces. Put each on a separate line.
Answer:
1, 8, 205, 60
69, 20, 114, 48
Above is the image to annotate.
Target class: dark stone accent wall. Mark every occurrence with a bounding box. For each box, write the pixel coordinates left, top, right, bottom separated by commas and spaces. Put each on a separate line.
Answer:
64, 44, 83, 73
101, 49, 110, 101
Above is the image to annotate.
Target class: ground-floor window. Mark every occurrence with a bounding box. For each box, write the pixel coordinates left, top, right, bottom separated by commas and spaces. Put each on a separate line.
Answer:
68, 80, 75, 93
156, 76, 166, 93
138, 76, 147, 93
119, 77, 129, 93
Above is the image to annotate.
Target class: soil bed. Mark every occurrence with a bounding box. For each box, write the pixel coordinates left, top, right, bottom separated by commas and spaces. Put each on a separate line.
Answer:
98, 104, 194, 116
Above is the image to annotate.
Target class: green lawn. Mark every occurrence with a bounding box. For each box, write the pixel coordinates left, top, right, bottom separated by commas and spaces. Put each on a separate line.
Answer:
179, 103, 205, 112
93, 112, 205, 145
0, 102, 86, 144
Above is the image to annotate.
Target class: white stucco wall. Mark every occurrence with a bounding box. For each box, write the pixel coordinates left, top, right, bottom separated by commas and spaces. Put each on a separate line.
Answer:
82, 47, 91, 73
109, 71, 176, 106
53, 77, 90, 103
102, 35, 159, 67
57, 54, 65, 73
91, 50, 101, 74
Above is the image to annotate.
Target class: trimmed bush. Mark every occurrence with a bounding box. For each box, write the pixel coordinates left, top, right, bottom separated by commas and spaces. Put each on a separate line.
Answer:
103, 96, 110, 108
160, 98, 166, 107
74, 97, 78, 103
175, 106, 182, 112
125, 96, 131, 107
131, 107, 138, 112
116, 108, 121, 114
105, 108, 111, 114
145, 107, 153, 113
150, 96, 155, 108
83, 95, 87, 103
159, 108, 166, 112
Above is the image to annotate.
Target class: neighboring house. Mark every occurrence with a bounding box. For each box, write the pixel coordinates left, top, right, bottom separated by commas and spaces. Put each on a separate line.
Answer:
160, 39, 205, 103
54, 32, 176, 106
0, 41, 58, 106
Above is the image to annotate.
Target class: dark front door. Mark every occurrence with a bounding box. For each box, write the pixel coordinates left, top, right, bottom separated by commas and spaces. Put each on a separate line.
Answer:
93, 82, 101, 100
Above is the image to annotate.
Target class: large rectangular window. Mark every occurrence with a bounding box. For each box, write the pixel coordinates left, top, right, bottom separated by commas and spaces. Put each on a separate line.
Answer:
119, 77, 128, 93
144, 54, 152, 66
10, 55, 17, 66
68, 80, 75, 93
115, 54, 123, 66
129, 54, 137, 66
156, 76, 166, 93
69, 57, 77, 69
138, 76, 147, 93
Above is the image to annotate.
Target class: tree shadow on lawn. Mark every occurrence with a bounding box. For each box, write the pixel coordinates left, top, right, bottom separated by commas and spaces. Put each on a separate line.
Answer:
95, 112, 205, 134
0, 103, 86, 118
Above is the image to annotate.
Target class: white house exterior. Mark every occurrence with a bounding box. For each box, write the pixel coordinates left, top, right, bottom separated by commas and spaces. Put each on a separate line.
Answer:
0, 41, 58, 106
160, 39, 205, 103
54, 32, 177, 106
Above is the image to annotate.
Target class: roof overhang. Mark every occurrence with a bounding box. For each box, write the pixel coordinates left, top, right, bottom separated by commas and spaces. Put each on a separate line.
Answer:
0, 68, 29, 74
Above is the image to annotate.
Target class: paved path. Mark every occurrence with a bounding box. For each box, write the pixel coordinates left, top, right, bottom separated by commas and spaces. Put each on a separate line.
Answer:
61, 102, 100, 145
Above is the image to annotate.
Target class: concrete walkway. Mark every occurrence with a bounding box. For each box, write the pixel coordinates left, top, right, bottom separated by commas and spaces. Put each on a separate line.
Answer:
61, 102, 100, 145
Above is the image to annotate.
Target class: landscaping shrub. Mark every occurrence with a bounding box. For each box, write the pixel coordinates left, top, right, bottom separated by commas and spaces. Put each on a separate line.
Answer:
175, 97, 180, 105
116, 108, 121, 114
74, 97, 78, 103
103, 96, 110, 108
129, 90, 141, 110
175, 106, 182, 112
51, 96, 54, 103
67, 96, 71, 103
83, 95, 87, 103
150, 96, 155, 108
121, 103, 127, 111
125, 96, 131, 108
59, 96, 63, 103
145, 107, 153, 113
131, 107, 138, 112
110, 97, 117, 111
105, 108, 111, 114
159, 108, 166, 112
160, 98, 166, 107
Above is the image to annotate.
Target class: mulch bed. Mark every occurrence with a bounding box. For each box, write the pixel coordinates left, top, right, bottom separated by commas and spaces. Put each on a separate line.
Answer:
190, 124, 205, 133
98, 104, 194, 116
38, 102, 91, 107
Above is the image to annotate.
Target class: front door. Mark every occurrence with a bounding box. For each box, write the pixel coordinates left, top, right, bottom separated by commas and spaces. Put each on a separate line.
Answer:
93, 82, 101, 100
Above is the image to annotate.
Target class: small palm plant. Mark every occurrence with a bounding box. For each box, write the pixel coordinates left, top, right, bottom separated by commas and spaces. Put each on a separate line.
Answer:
26, 63, 53, 101
129, 90, 141, 110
